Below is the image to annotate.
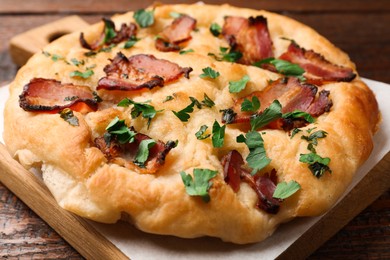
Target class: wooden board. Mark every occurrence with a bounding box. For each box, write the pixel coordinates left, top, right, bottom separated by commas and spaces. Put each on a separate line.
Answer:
2, 15, 390, 259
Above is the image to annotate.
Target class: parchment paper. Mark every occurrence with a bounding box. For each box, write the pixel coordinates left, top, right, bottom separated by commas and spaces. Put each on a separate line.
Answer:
1, 78, 389, 259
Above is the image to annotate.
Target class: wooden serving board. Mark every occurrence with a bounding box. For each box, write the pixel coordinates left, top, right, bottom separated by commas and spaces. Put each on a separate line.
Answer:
2, 16, 390, 259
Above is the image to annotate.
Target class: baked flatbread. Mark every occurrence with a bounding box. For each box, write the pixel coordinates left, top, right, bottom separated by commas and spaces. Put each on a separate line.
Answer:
4, 3, 380, 244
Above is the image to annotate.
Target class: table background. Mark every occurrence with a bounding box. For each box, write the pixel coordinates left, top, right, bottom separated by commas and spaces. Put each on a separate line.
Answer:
0, 0, 389, 258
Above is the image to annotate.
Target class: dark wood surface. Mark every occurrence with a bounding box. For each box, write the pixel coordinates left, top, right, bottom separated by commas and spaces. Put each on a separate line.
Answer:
0, 1, 389, 259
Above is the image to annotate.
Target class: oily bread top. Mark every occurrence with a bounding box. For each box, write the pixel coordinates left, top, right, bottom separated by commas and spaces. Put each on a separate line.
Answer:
3, 3, 380, 244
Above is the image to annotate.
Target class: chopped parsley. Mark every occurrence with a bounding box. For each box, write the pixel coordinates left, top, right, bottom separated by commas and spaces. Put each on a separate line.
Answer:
199, 67, 220, 79
220, 108, 237, 124
163, 95, 174, 103
290, 128, 302, 139
51, 54, 64, 62
169, 11, 182, 18
134, 139, 156, 166
282, 110, 315, 124
133, 9, 154, 28
106, 116, 136, 144
117, 98, 160, 128
299, 153, 331, 178
124, 36, 139, 49
241, 96, 260, 112
180, 168, 218, 202
70, 58, 85, 66
59, 108, 79, 126
69, 69, 94, 79
250, 100, 282, 131
208, 47, 242, 63
195, 125, 210, 140
254, 58, 305, 81
273, 180, 301, 199
179, 48, 194, 55
200, 93, 215, 108
209, 23, 222, 37
229, 75, 250, 93
103, 18, 117, 43
211, 120, 226, 148
172, 99, 196, 122
237, 131, 271, 175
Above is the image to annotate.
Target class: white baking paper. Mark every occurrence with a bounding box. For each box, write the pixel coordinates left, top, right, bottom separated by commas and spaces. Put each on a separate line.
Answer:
1, 78, 389, 259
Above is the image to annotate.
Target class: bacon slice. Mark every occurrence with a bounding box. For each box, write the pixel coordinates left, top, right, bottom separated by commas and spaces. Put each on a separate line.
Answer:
279, 42, 356, 85
221, 150, 280, 214
95, 130, 176, 174
222, 77, 332, 130
19, 78, 98, 113
97, 52, 193, 91
222, 16, 273, 65
80, 18, 137, 51
155, 14, 197, 52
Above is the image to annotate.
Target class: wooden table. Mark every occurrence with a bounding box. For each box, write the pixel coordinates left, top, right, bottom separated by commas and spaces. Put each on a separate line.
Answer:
0, 0, 389, 258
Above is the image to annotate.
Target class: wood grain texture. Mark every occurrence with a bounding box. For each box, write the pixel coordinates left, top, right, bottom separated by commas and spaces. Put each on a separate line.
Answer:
0, 1, 389, 258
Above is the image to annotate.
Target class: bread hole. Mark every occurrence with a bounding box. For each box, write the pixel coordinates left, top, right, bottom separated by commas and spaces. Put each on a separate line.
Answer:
48, 31, 69, 43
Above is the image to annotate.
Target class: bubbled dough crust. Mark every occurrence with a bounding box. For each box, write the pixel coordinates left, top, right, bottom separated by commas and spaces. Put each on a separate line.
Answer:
3, 4, 380, 243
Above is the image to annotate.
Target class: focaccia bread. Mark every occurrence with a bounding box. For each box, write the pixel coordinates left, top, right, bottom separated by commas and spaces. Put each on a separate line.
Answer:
3, 3, 380, 244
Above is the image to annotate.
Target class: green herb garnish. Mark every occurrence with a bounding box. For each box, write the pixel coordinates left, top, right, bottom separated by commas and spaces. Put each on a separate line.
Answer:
133, 9, 154, 28
229, 75, 250, 93
134, 139, 156, 166
299, 153, 331, 178
124, 36, 139, 49
169, 12, 182, 18
254, 58, 305, 81
212, 120, 225, 148
69, 69, 94, 79
208, 47, 242, 63
199, 67, 220, 79
172, 100, 196, 122
103, 19, 117, 43
282, 110, 315, 123
118, 98, 160, 128
209, 23, 222, 37
273, 181, 301, 199
163, 95, 174, 103
180, 168, 218, 202
195, 125, 210, 140
241, 96, 260, 112
106, 116, 136, 144
179, 48, 194, 55
201, 93, 215, 108
237, 131, 271, 175
59, 108, 79, 126
250, 100, 282, 131
70, 58, 85, 66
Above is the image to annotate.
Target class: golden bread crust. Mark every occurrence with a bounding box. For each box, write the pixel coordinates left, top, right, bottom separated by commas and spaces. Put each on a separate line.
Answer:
3, 4, 380, 243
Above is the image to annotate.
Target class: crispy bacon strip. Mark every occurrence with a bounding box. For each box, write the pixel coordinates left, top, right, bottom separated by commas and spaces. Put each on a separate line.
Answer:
155, 14, 197, 52
221, 150, 280, 214
97, 52, 193, 91
95, 131, 176, 174
80, 18, 137, 50
222, 16, 273, 65
222, 77, 332, 130
279, 42, 356, 85
19, 78, 98, 113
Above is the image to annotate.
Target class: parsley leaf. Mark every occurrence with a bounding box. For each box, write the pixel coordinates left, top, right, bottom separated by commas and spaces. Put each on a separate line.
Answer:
106, 116, 136, 144
250, 100, 282, 131
241, 96, 260, 112
69, 69, 94, 79
254, 58, 305, 81
180, 168, 218, 202
59, 108, 79, 126
201, 93, 215, 108
282, 110, 315, 123
299, 153, 331, 178
103, 18, 117, 43
209, 23, 222, 37
212, 120, 226, 148
220, 108, 237, 124
208, 47, 243, 63
173, 100, 196, 122
163, 95, 174, 103
124, 36, 139, 49
70, 58, 85, 66
199, 67, 220, 79
133, 9, 154, 28
134, 139, 156, 166
290, 128, 302, 139
179, 49, 194, 55
301, 130, 328, 145
237, 131, 271, 175
169, 11, 182, 18
273, 180, 301, 199
117, 98, 160, 128
229, 75, 250, 93
51, 54, 64, 62
195, 125, 210, 140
